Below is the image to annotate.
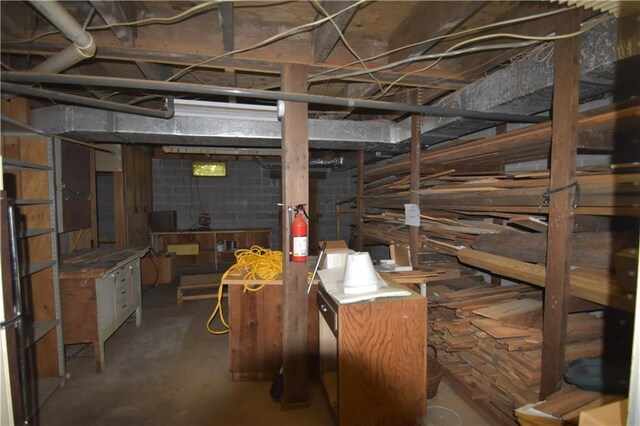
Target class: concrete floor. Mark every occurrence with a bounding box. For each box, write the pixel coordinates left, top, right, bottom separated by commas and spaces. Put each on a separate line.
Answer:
38, 284, 491, 426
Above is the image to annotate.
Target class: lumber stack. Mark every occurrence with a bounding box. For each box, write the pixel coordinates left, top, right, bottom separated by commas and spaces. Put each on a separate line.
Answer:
364, 102, 639, 179
364, 166, 640, 216
515, 386, 626, 425
360, 101, 637, 314
428, 280, 606, 419
456, 248, 636, 312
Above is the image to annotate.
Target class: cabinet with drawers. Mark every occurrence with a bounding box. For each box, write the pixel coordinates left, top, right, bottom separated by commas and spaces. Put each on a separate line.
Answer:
59, 248, 146, 373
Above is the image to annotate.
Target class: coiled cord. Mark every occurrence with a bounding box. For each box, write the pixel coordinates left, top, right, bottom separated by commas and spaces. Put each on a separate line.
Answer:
206, 245, 284, 335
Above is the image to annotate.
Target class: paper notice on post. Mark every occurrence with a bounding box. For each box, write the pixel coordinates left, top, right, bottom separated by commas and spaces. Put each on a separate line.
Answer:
404, 204, 420, 227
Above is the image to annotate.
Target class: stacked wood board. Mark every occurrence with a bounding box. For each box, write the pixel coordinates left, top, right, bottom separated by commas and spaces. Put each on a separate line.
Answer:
364, 165, 640, 216
515, 386, 626, 425
364, 102, 639, 177
428, 280, 607, 420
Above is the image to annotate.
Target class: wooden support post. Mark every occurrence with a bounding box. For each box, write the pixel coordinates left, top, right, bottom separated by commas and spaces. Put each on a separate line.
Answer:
356, 150, 364, 251
281, 63, 309, 408
409, 112, 421, 267
540, 10, 580, 399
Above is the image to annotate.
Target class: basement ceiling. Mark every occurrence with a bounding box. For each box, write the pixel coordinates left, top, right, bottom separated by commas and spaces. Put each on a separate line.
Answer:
1, 1, 639, 152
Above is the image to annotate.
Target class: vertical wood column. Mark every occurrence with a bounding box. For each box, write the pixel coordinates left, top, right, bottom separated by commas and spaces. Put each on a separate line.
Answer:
281, 63, 310, 408
540, 10, 580, 399
409, 113, 421, 268
356, 150, 364, 251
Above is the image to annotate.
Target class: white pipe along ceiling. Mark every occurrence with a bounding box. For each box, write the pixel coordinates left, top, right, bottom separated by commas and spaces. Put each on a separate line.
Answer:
28, 0, 96, 73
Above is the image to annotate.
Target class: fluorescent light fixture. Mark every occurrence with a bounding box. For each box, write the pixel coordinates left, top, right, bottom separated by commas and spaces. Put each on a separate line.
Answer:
162, 146, 281, 156
173, 99, 278, 121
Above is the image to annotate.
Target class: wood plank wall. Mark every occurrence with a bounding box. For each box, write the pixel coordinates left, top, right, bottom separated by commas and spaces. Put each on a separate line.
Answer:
121, 145, 152, 248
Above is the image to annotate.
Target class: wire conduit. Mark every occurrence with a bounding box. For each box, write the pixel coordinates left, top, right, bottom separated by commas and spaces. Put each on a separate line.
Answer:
1, 72, 547, 123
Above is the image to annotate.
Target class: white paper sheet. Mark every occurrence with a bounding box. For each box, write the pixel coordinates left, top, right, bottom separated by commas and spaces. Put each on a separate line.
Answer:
318, 267, 411, 304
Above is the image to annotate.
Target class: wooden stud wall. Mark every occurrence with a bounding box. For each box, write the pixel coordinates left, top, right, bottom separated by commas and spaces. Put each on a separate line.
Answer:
122, 145, 153, 248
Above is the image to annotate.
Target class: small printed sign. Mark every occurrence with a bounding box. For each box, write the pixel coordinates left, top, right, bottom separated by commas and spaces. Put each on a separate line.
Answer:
404, 204, 421, 227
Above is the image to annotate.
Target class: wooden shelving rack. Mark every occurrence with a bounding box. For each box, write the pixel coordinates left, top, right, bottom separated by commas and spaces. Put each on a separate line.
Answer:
1, 120, 65, 423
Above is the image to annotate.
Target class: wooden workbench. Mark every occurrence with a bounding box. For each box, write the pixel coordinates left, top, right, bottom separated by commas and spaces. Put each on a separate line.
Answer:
149, 228, 271, 272
222, 272, 319, 381
59, 247, 148, 372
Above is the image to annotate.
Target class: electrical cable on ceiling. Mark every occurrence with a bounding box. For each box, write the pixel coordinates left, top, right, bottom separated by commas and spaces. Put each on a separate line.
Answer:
306, 8, 571, 81
82, 6, 96, 31
376, 16, 605, 97
5, 0, 575, 97
3, 1, 224, 44
308, 15, 604, 90
167, 0, 367, 82
255, 7, 574, 91
307, 40, 539, 84
311, 0, 383, 91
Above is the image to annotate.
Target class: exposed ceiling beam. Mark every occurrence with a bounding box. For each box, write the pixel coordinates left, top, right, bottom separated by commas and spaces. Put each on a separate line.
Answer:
333, 83, 381, 119
5, 42, 471, 89
333, 1, 484, 118
90, 0, 171, 82
89, 0, 136, 47
387, 1, 485, 66
136, 61, 173, 81
312, 1, 358, 64
217, 2, 234, 54
412, 15, 637, 146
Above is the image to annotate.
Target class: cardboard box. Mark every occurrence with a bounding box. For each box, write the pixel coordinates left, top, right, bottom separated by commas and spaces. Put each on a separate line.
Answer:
141, 252, 176, 285
320, 240, 351, 269
322, 240, 349, 251
579, 399, 628, 426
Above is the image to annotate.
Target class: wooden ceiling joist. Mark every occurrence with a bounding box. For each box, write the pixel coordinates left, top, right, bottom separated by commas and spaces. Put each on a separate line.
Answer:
312, 1, 358, 64
217, 2, 234, 54
2, 42, 470, 90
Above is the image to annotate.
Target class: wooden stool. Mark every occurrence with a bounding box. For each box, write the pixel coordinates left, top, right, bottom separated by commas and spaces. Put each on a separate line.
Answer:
177, 273, 223, 305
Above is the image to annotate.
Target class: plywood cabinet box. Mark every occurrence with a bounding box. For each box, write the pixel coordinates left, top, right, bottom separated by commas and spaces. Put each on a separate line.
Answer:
222, 275, 319, 381
317, 285, 427, 425
141, 251, 176, 285
59, 248, 147, 373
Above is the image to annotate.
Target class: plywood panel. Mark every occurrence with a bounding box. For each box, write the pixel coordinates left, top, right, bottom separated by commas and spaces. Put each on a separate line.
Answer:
122, 146, 152, 247
338, 295, 427, 425
59, 141, 92, 231
228, 283, 319, 381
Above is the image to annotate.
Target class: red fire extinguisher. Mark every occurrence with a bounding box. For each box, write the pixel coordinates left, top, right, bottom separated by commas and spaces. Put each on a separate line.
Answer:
291, 204, 308, 262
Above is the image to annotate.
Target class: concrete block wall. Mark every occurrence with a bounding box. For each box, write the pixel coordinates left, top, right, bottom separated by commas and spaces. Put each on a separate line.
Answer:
152, 158, 356, 249
317, 168, 357, 244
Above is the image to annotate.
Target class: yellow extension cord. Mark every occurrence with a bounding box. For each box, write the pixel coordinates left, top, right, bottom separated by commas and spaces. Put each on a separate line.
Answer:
206, 245, 284, 335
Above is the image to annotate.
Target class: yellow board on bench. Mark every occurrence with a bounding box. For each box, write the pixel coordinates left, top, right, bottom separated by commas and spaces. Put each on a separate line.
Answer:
177, 273, 223, 305
167, 243, 199, 256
